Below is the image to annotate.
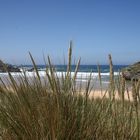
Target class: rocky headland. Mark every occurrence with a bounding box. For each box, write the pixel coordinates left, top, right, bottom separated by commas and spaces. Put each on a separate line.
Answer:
122, 62, 140, 81
0, 60, 20, 72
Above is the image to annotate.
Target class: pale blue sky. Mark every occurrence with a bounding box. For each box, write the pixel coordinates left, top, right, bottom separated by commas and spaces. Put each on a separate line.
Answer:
0, 0, 140, 65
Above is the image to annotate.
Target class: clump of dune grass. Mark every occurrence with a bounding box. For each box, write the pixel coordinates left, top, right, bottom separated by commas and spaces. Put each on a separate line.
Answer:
0, 43, 140, 139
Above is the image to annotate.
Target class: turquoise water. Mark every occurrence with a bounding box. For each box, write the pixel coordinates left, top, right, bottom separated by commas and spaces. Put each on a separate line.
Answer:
0, 65, 128, 89
22, 64, 127, 73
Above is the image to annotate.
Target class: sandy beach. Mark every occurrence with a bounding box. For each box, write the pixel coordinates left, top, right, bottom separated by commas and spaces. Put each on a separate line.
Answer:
80, 89, 134, 101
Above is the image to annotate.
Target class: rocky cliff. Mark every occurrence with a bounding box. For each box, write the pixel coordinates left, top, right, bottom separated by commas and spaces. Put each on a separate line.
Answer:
122, 62, 140, 81
0, 60, 20, 72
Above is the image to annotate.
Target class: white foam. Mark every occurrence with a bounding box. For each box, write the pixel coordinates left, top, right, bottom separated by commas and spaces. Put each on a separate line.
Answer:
0, 71, 119, 79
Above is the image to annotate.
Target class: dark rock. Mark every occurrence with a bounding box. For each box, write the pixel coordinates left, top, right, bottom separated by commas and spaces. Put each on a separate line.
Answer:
27, 68, 35, 72
0, 60, 21, 72
122, 62, 140, 81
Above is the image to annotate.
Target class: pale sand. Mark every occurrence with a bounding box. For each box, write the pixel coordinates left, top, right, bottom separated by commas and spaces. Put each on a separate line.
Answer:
3, 86, 134, 101
82, 90, 133, 101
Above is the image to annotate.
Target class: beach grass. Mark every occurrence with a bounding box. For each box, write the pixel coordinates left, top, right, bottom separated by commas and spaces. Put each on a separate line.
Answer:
0, 45, 140, 139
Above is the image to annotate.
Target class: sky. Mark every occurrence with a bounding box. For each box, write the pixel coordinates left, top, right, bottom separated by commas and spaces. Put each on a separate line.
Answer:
0, 0, 140, 65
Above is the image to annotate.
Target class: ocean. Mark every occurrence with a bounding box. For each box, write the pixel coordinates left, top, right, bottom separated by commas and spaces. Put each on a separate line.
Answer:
0, 65, 127, 89
19, 64, 127, 72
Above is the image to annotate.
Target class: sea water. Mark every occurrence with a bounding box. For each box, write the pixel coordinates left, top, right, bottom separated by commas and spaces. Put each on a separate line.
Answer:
0, 65, 127, 89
